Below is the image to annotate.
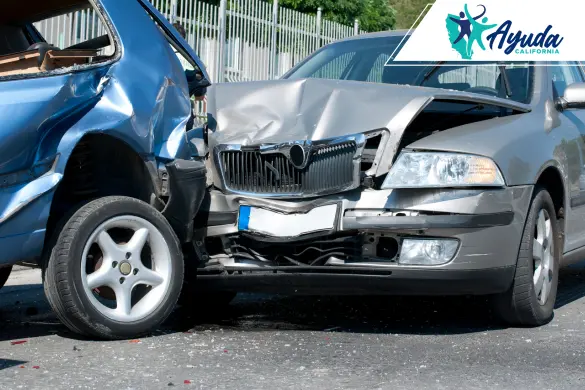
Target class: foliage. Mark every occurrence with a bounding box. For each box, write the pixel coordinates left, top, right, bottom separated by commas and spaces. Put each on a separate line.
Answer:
279, 0, 396, 31
388, 0, 433, 30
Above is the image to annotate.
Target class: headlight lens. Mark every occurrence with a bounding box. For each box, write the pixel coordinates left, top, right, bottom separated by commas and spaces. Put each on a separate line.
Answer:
381, 152, 505, 189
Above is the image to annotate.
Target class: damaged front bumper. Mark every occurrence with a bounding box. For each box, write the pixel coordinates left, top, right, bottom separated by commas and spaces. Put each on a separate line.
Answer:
195, 185, 533, 295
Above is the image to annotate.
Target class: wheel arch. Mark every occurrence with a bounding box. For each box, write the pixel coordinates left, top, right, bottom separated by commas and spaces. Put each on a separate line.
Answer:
534, 163, 566, 239
44, 133, 162, 255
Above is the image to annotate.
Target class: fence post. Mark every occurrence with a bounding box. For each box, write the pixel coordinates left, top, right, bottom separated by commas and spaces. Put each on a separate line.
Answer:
354, 19, 359, 35
269, 0, 279, 80
170, 0, 178, 23
217, 0, 228, 83
316, 7, 322, 49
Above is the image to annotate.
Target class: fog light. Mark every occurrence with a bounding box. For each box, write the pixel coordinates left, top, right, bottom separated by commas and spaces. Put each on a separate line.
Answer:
399, 239, 459, 265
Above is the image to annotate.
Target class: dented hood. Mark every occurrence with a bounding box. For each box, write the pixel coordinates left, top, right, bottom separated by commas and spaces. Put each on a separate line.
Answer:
206, 78, 531, 148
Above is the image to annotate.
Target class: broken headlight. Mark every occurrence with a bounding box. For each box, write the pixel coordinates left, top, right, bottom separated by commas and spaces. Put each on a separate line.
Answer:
381, 151, 505, 189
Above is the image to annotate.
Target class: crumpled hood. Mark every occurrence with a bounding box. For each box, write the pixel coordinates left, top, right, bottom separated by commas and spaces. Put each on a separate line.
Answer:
206, 78, 531, 148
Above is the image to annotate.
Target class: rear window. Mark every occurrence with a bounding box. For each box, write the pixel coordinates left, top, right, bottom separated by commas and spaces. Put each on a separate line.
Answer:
0, 0, 116, 79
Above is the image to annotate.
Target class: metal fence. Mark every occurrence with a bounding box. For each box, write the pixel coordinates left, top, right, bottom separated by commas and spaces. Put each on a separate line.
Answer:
153, 0, 365, 82
35, 0, 365, 84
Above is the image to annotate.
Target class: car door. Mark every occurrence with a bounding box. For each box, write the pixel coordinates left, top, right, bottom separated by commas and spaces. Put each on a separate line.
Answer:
551, 62, 585, 252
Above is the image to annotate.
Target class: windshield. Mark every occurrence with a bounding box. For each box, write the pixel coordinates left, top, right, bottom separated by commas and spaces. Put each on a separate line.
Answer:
284, 36, 533, 104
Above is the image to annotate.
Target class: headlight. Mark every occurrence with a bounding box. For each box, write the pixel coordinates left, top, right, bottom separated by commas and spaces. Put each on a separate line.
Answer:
381, 152, 505, 189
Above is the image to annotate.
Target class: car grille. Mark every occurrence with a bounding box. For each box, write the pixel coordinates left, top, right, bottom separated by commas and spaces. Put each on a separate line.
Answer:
219, 142, 358, 196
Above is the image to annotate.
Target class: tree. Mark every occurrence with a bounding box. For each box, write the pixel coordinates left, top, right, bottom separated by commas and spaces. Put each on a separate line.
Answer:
388, 0, 433, 30
280, 0, 396, 31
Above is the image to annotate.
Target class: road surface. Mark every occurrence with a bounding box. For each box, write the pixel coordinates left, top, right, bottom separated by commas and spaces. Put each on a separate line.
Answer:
2, 265, 585, 389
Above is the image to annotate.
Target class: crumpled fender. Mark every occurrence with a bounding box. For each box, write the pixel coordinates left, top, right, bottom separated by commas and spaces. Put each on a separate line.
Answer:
0, 0, 198, 230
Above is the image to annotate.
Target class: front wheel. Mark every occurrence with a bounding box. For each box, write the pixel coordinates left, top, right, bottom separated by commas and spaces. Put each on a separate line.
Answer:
492, 187, 561, 326
0, 266, 12, 290
44, 196, 184, 339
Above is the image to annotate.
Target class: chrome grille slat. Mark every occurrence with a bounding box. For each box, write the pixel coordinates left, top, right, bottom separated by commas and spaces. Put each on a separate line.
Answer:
219, 141, 358, 196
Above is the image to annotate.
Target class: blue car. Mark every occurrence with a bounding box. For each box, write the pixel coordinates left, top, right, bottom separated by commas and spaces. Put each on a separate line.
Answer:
0, 0, 211, 339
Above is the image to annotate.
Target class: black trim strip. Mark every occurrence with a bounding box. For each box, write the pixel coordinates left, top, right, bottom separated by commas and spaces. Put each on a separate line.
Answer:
343, 211, 514, 231
207, 211, 238, 226
195, 266, 516, 295
162, 159, 207, 243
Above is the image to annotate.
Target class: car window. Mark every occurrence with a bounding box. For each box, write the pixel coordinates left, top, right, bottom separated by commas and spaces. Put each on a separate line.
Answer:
285, 36, 533, 103
366, 53, 392, 83
171, 44, 196, 72
427, 65, 499, 90
0, 1, 116, 79
136, 0, 209, 81
550, 62, 585, 98
304, 51, 357, 80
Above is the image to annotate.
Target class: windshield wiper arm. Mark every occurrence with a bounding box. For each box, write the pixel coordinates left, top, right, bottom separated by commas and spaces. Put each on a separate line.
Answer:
419, 61, 445, 86
498, 64, 513, 98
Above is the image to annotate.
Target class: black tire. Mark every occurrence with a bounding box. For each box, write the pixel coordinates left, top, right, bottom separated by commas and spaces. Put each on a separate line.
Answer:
43, 196, 184, 339
492, 187, 561, 326
0, 266, 12, 290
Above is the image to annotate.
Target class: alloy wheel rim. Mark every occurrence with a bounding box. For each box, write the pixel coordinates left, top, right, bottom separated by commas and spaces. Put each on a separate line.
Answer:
80, 216, 172, 322
533, 209, 554, 306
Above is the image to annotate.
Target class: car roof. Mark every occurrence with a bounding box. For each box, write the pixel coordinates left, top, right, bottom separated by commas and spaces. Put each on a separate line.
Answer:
334, 29, 411, 43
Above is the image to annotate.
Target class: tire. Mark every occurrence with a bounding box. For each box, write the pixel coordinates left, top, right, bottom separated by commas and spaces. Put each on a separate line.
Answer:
492, 186, 561, 327
0, 266, 12, 290
43, 196, 184, 339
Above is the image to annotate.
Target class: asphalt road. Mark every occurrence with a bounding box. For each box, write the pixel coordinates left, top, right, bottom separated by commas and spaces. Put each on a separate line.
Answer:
2, 265, 585, 390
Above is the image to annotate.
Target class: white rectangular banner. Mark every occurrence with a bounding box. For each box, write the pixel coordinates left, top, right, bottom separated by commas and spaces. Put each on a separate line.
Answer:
392, 0, 578, 62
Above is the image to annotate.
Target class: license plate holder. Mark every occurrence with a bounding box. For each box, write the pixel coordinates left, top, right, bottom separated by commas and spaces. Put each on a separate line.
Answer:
238, 204, 339, 238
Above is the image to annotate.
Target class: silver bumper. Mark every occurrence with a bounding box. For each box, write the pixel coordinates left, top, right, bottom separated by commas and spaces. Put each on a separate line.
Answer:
199, 186, 533, 271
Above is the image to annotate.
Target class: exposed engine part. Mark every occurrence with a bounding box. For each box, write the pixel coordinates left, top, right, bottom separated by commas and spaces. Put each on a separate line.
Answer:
217, 234, 364, 267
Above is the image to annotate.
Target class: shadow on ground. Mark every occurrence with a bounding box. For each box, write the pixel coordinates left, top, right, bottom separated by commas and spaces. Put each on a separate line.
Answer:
0, 359, 28, 371
0, 284, 67, 343
2, 265, 585, 342
171, 266, 585, 335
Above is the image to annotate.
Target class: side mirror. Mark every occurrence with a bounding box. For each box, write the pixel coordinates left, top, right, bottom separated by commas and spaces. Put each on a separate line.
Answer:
558, 82, 585, 111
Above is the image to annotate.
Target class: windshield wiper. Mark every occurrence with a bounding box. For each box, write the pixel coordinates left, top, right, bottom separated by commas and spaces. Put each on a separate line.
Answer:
498, 64, 513, 98
419, 61, 445, 86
